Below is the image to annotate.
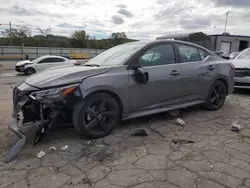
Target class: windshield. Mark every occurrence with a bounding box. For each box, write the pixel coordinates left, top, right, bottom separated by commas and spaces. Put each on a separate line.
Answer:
84, 42, 146, 67
234, 48, 250, 59
31, 56, 46, 63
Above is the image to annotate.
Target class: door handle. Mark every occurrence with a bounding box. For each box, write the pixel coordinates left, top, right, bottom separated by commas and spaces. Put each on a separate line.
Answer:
170, 70, 180, 76
207, 65, 215, 71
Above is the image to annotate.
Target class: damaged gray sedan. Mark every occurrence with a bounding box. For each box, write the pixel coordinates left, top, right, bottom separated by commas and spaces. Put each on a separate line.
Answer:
6, 40, 234, 162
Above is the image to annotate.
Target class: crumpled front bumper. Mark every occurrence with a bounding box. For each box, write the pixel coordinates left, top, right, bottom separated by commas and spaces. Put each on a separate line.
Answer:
5, 96, 29, 162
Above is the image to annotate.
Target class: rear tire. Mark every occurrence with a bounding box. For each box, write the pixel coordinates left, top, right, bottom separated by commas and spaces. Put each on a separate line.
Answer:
25, 67, 36, 75
73, 93, 120, 139
205, 80, 227, 110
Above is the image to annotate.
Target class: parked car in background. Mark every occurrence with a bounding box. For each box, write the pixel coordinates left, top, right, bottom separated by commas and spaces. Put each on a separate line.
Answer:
7, 40, 235, 161
229, 52, 240, 59
213, 51, 229, 59
15, 55, 76, 75
231, 48, 250, 89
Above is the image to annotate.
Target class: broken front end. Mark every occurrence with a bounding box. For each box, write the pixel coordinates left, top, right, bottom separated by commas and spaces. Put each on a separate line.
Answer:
5, 82, 81, 162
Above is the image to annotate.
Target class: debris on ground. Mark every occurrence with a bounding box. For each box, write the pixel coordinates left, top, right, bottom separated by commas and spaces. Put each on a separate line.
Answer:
49, 146, 56, 151
231, 121, 243, 132
209, 165, 214, 169
60, 145, 68, 151
87, 140, 92, 145
132, 129, 148, 136
172, 139, 195, 144
175, 118, 186, 126
36, 150, 46, 158
49, 167, 52, 170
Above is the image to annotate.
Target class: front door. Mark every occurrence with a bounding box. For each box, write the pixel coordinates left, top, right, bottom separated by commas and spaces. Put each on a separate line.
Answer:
36, 57, 65, 72
129, 43, 182, 112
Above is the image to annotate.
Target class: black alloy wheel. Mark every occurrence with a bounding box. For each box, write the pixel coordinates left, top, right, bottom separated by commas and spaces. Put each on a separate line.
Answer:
25, 67, 36, 75
206, 80, 227, 110
73, 93, 120, 138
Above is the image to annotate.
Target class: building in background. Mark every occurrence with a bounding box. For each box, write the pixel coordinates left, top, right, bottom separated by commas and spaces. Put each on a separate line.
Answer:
209, 34, 250, 56
157, 32, 250, 56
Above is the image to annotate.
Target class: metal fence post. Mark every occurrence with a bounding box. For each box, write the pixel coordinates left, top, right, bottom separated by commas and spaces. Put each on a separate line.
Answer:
21, 43, 24, 56
36, 47, 38, 58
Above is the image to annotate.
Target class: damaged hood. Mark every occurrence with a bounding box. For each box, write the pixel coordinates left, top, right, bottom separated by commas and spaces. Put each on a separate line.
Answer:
16, 60, 32, 66
25, 65, 112, 88
231, 59, 250, 69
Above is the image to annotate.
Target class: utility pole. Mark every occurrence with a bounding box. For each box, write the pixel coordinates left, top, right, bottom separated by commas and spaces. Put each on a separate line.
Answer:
9, 21, 12, 46
224, 11, 229, 33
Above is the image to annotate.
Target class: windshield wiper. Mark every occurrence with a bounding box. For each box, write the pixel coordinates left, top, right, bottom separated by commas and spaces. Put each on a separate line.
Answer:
84, 64, 100, 67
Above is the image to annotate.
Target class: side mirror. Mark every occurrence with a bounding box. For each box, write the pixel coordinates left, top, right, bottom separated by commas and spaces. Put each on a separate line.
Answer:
131, 64, 149, 84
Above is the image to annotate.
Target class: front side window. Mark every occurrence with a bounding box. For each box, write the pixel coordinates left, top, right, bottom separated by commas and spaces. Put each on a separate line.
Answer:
139, 44, 175, 67
178, 45, 201, 63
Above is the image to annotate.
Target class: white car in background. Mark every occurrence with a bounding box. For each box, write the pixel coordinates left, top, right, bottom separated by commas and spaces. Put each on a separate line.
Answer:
231, 48, 250, 89
15, 55, 76, 75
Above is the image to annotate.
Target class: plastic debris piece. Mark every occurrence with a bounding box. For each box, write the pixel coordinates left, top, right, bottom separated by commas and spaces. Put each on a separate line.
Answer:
172, 139, 195, 144
132, 129, 148, 137
49, 146, 56, 151
36, 151, 46, 158
60, 145, 68, 151
209, 165, 214, 169
87, 140, 91, 145
231, 121, 243, 132
49, 167, 52, 170
175, 118, 186, 126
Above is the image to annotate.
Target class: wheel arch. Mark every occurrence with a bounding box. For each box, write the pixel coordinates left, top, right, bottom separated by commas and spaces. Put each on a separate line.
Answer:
81, 88, 124, 119
214, 75, 229, 94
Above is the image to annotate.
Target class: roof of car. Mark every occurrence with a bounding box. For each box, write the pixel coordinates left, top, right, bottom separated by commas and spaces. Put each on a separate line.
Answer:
40, 55, 67, 59
156, 32, 211, 40
132, 39, 213, 53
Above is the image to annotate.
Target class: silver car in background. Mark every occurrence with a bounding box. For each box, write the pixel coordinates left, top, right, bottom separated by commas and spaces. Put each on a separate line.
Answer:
6, 40, 234, 162
231, 48, 250, 89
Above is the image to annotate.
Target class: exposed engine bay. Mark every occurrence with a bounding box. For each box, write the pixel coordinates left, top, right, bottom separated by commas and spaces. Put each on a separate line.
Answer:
5, 82, 81, 162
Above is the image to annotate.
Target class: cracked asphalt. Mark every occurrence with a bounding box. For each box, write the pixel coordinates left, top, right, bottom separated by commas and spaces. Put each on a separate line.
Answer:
1, 74, 250, 188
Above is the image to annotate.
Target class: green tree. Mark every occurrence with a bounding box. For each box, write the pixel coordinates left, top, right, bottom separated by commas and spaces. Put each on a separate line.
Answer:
71, 30, 87, 48
110, 32, 129, 46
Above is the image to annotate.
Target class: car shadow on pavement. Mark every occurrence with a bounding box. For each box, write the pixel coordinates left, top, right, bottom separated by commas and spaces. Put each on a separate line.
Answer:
233, 88, 250, 95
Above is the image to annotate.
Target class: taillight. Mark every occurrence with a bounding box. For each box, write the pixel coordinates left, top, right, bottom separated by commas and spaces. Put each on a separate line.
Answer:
229, 63, 235, 72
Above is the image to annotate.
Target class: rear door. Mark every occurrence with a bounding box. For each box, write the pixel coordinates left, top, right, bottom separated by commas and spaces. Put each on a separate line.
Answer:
128, 43, 182, 112
176, 44, 216, 101
36, 57, 65, 71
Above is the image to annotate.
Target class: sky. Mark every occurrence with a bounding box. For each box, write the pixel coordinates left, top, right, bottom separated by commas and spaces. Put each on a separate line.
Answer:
0, 0, 250, 39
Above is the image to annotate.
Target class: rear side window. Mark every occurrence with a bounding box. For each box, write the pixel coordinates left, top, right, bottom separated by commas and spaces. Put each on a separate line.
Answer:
177, 44, 201, 63
198, 49, 207, 60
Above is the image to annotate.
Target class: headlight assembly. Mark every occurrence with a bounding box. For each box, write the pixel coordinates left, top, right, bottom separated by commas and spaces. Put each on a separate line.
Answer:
29, 84, 79, 100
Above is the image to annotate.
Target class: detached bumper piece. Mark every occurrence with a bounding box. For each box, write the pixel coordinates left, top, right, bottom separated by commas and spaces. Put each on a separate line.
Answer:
5, 96, 60, 162
5, 97, 28, 162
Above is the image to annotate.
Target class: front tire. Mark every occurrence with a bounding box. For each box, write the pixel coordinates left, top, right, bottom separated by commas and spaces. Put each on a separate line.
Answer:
25, 67, 36, 75
205, 80, 227, 110
73, 93, 120, 139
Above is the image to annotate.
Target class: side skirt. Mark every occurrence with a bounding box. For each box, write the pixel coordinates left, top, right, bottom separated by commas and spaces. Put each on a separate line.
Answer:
122, 100, 205, 121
